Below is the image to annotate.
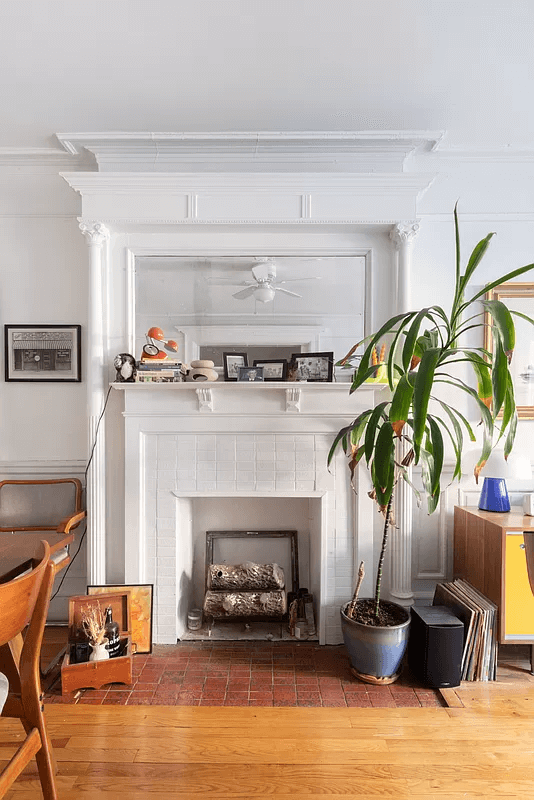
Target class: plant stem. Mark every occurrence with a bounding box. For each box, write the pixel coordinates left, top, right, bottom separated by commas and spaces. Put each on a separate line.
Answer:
347, 560, 365, 619
374, 491, 394, 618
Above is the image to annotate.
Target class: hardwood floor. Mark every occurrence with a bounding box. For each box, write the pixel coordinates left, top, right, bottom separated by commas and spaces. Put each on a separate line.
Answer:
2, 645, 534, 799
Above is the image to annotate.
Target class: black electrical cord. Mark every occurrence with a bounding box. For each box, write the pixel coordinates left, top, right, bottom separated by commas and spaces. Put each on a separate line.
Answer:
50, 384, 113, 601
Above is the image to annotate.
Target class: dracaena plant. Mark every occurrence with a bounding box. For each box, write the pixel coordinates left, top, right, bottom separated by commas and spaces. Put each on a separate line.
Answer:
328, 206, 534, 622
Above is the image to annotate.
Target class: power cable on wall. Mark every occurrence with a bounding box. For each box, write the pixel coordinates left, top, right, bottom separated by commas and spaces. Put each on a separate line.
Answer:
50, 384, 113, 601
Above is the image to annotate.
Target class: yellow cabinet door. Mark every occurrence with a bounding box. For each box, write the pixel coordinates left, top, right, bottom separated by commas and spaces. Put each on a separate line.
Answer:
505, 533, 534, 638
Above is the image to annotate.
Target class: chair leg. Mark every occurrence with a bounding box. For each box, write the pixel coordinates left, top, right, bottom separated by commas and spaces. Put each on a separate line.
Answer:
20, 699, 58, 799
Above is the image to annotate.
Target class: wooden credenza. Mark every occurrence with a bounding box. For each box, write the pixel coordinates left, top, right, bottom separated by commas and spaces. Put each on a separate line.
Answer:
454, 506, 534, 669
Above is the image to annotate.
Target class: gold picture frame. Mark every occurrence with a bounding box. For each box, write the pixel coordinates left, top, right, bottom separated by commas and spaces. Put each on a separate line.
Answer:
484, 282, 534, 419
87, 584, 153, 653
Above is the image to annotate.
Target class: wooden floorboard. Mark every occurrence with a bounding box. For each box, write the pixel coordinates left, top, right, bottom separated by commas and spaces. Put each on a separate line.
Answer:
0, 643, 532, 798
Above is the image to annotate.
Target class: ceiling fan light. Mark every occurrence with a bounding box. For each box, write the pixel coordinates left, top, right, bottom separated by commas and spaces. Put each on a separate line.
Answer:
254, 286, 276, 303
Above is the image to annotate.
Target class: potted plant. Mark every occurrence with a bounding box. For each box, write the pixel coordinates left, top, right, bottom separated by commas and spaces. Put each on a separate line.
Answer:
328, 206, 534, 684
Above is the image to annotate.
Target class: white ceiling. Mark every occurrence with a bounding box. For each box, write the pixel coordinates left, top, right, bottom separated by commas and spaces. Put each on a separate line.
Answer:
0, 0, 532, 151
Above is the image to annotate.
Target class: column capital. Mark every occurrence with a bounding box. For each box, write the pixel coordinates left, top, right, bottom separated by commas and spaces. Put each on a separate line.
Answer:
79, 220, 110, 246
390, 221, 420, 250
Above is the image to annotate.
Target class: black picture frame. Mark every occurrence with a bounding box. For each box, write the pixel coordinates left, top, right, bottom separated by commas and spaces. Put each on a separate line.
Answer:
238, 365, 264, 382
290, 351, 334, 382
252, 359, 288, 381
4, 324, 82, 382
223, 352, 247, 381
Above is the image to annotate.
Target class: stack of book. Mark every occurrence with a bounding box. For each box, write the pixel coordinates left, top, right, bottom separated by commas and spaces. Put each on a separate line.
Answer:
135, 360, 185, 383
433, 579, 498, 681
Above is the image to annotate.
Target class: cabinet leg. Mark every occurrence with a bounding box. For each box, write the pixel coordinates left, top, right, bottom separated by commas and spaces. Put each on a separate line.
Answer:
530, 644, 534, 676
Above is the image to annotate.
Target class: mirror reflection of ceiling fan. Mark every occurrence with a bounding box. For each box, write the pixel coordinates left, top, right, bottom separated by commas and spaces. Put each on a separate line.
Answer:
207, 258, 323, 303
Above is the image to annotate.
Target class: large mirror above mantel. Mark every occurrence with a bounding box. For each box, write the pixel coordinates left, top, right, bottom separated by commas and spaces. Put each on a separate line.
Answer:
134, 255, 367, 372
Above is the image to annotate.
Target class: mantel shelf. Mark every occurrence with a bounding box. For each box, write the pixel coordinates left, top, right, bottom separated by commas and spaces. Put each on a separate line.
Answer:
112, 380, 386, 413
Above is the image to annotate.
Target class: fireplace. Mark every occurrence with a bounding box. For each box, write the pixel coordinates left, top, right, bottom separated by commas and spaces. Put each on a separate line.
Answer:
115, 381, 379, 645
60, 131, 437, 645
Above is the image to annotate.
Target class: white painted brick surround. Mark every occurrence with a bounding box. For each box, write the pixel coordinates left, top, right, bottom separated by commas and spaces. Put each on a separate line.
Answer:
119, 383, 379, 646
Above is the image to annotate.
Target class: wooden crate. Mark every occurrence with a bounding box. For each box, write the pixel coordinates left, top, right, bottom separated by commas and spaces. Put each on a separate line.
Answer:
61, 592, 134, 696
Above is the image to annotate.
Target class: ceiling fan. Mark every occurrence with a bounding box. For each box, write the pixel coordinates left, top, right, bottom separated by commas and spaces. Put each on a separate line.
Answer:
209, 259, 321, 303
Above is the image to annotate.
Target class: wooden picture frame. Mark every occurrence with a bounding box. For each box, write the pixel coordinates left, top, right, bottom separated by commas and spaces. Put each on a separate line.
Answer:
223, 352, 247, 381
88, 584, 153, 653
484, 282, 534, 419
4, 324, 81, 382
290, 351, 334, 382
253, 359, 288, 381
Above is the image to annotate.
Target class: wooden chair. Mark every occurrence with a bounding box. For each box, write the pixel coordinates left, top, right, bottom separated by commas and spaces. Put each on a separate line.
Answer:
0, 541, 58, 799
0, 479, 85, 575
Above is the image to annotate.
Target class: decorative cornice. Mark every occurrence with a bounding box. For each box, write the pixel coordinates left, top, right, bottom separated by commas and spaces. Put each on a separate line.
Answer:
61, 171, 435, 194
56, 130, 445, 172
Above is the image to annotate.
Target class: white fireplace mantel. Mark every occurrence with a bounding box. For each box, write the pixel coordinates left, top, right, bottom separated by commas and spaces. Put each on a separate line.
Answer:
61, 130, 436, 642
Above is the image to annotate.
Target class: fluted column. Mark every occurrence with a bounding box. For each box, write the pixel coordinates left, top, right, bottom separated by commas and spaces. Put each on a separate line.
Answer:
80, 221, 109, 585
388, 222, 420, 608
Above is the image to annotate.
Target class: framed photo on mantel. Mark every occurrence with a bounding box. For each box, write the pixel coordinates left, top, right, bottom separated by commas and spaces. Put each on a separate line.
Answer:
4, 324, 81, 382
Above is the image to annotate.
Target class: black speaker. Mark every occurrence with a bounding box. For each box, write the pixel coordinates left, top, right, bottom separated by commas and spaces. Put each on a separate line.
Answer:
408, 605, 464, 688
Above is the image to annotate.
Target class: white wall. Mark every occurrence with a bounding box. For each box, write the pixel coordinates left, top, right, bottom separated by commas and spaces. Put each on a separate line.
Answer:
0, 162, 89, 616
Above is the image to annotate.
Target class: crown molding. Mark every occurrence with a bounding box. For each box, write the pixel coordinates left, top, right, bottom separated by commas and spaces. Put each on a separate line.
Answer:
428, 147, 534, 163
56, 130, 445, 172
0, 147, 92, 168
61, 171, 435, 195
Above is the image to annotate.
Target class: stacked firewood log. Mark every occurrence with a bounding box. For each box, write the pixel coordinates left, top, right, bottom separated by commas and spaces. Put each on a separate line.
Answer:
203, 562, 286, 618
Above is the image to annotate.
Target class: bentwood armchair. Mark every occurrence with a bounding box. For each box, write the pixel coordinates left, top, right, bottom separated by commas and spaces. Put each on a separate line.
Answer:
0, 479, 85, 574
0, 541, 59, 799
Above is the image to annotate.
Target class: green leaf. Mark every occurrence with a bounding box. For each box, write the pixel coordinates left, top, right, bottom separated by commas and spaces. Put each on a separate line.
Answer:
460, 233, 496, 292
427, 416, 444, 501
464, 349, 492, 409
387, 314, 416, 388
353, 313, 413, 389
481, 299, 515, 360
467, 263, 534, 306
373, 422, 395, 494
434, 405, 463, 481
412, 348, 442, 462
491, 333, 509, 418
364, 402, 389, 465
389, 373, 415, 437
327, 423, 353, 466
371, 423, 395, 507
402, 308, 434, 371
509, 308, 534, 327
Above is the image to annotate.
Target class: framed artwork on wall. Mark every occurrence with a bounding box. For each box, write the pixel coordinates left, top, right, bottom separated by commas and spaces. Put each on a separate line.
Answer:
87, 584, 154, 654
4, 324, 81, 382
484, 282, 534, 419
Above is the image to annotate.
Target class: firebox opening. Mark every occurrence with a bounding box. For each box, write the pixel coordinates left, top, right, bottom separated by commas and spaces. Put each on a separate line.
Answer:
175, 495, 324, 642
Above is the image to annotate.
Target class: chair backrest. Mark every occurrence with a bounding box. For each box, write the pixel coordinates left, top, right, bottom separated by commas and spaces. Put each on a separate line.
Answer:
0, 541, 51, 649
0, 479, 82, 531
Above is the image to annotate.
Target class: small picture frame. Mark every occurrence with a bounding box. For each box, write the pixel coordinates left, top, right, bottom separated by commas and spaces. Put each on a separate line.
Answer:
253, 359, 288, 381
290, 351, 334, 382
223, 352, 247, 381
4, 324, 81, 382
238, 366, 264, 382
87, 584, 154, 654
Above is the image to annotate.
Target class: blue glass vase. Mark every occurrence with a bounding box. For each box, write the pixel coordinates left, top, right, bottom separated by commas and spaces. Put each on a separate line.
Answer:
478, 477, 510, 513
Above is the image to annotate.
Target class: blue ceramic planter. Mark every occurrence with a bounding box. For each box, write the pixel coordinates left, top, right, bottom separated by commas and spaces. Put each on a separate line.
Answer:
478, 476, 510, 513
340, 601, 411, 684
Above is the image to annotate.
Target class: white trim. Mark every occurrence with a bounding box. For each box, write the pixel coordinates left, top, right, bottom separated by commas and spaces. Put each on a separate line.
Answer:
61, 171, 436, 195
0, 460, 86, 477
